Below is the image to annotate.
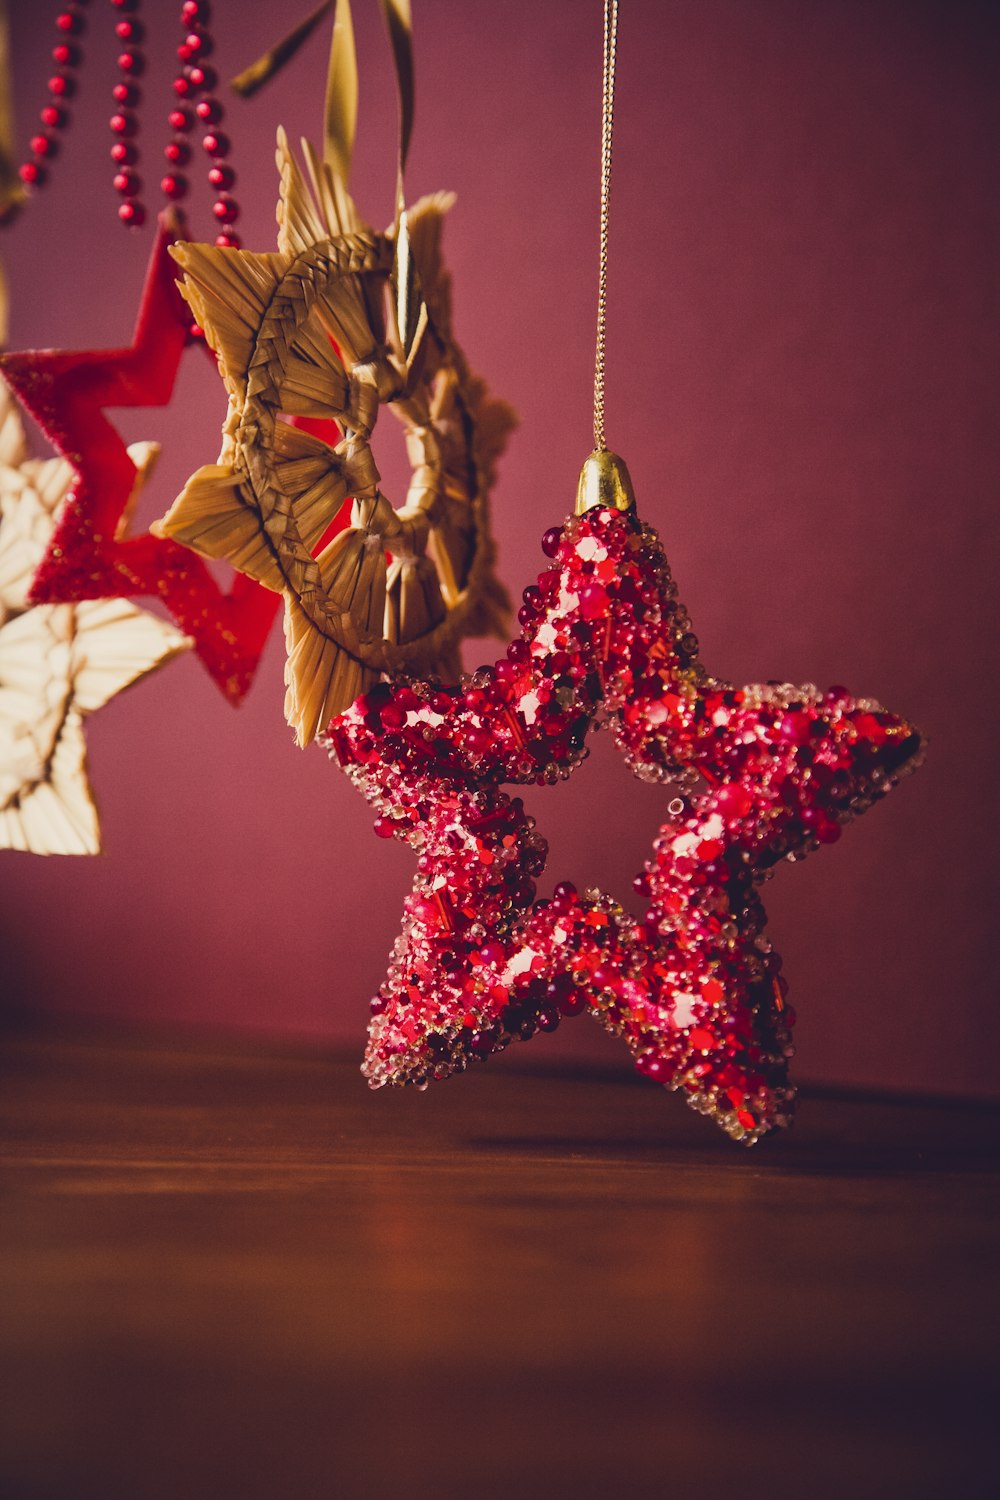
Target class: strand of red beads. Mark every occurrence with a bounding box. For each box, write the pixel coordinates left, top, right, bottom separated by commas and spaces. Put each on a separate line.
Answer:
17, 1, 91, 195
163, 1, 240, 248
110, 0, 145, 226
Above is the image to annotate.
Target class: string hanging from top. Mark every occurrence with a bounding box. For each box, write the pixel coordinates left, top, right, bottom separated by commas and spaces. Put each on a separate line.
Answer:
576, 0, 635, 518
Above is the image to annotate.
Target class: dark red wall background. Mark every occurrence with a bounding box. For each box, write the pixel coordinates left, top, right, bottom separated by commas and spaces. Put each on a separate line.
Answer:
2, 0, 997, 1097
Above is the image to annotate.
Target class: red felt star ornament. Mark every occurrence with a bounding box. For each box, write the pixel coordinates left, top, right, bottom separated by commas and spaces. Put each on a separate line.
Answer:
0, 211, 280, 702
324, 504, 923, 1145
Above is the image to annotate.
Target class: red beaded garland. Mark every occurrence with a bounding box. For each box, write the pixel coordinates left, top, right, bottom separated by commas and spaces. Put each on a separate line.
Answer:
108, 0, 146, 227
15, 3, 88, 195
12, 0, 238, 239
160, 0, 240, 244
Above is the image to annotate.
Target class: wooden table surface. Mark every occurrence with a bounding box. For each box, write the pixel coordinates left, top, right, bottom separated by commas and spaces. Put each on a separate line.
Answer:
1, 1021, 998, 1500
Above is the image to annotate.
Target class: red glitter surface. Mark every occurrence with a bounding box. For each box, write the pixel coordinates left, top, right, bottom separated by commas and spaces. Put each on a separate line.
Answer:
1, 216, 279, 702
327, 507, 922, 1141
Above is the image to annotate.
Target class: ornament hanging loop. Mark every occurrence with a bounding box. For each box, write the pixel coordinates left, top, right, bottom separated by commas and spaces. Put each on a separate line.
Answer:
576, 448, 635, 515
579, 0, 631, 515
592, 0, 618, 455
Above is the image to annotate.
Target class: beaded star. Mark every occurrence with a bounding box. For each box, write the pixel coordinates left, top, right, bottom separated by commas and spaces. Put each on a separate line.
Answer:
323, 504, 923, 1144
0, 212, 279, 703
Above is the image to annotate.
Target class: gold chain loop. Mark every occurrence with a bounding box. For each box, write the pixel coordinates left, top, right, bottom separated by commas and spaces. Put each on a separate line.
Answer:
593, 0, 618, 452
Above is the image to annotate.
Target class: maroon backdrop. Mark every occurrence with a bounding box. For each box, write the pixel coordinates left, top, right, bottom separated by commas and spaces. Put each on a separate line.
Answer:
2, 0, 996, 1098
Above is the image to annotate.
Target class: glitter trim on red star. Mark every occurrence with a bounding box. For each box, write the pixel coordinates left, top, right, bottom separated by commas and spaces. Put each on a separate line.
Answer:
0, 213, 279, 703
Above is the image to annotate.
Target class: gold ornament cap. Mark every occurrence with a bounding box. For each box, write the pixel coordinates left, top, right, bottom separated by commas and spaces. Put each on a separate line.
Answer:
575, 448, 637, 515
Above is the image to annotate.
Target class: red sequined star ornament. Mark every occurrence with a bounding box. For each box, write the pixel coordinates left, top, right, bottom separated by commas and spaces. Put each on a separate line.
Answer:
323, 495, 923, 1145
0, 211, 279, 702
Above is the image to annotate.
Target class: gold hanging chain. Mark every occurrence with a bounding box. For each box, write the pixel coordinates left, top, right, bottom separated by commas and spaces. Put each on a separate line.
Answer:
593, 0, 619, 453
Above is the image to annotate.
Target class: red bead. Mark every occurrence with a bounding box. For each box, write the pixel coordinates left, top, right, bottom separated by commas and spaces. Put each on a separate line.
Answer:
40, 105, 67, 129
164, 139, 191, 166
184, 31, 208, 56
186, 63, 217, 91
110, 141, 137, 164
117, 200, 145, 226
181, 1, 208, 23
207, 162, 233, 190
177, 43, 194, 65
579, 583, 609, 620
541, 527, 562, 558
30, 134, 57, 158
115, 19, 143, 41
214, 231, 240, 249
110, 0, 138, 10
113, 169, 141, 194
109, 112, 137, 137
195, 97, 222, 124
112, 82, 140, 106
56, 12, 84, 35
637, 1055, 671, 1084
211, 195, 238, 223
18, 161, 46, 187
160, 173, 189, 200
48, 74, 75, 98
172, 76, 192, 98
117, 51, 144, 75
167, 107, 193, 131
201, 131, 229, 157
51, 43, 80, 67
